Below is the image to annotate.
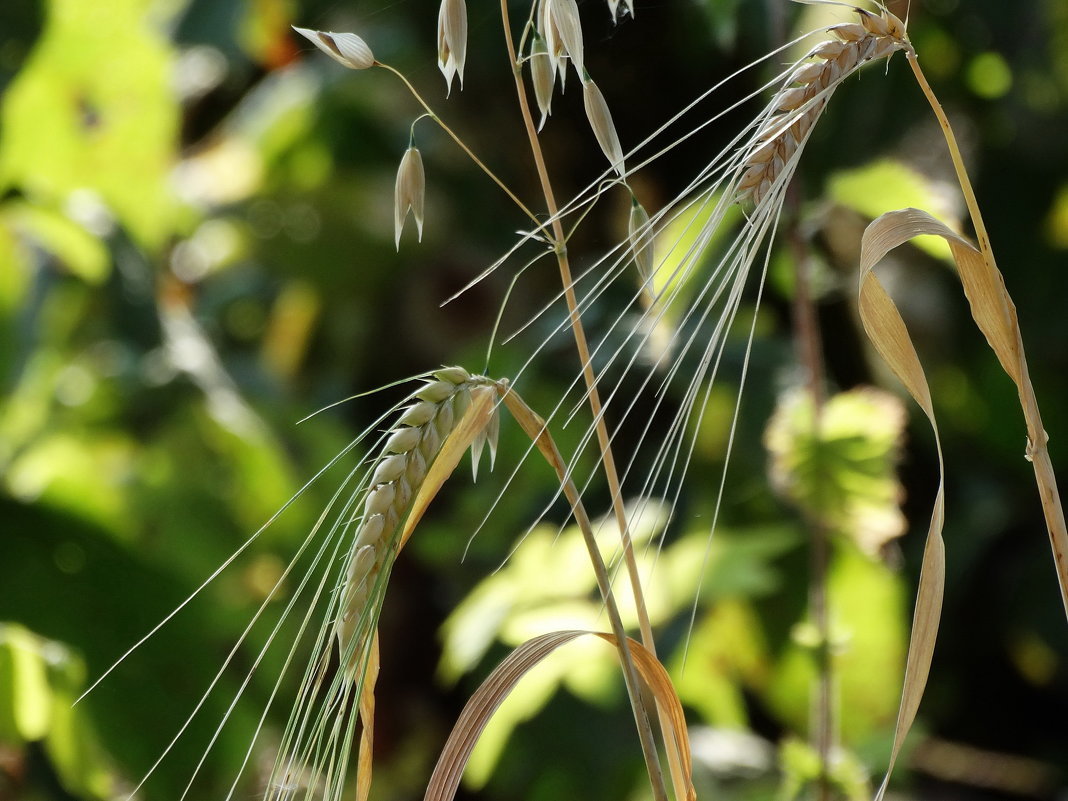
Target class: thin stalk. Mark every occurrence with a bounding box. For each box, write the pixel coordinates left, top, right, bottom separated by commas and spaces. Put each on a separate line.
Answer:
376, 62, 543, 230
495, 0, 656, 662
496, 6, 668, 801
788, 221, 833, 801
906, 51, 1068, 622
498, 386, 669, 801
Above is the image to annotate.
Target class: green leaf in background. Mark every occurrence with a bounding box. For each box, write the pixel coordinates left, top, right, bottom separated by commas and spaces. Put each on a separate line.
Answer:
779, 736, 869, 801
763, 545, 907, 747
0, 624, 52, 742
827, 159, 958, 261
2, 201, 110, 283
0, 0, 179, 252
0, 624, 115, 799
765, 387, 907, 555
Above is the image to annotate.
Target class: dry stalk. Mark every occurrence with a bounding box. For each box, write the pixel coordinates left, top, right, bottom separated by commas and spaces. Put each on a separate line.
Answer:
498, 5, 668, 801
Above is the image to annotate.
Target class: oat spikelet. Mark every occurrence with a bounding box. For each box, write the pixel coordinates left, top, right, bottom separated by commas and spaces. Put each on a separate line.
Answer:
582, 75, 625, 176
394, 145, 426, 250
530, 33, 556, 130
539, 0, 584, 83
437, 0, 468, 95
335, 367, 499, 671
736, 7, 909, 206
292, 26, 375, 70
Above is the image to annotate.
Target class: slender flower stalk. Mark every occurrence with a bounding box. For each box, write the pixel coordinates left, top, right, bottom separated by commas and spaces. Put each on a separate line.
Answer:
497, 4, 667, 801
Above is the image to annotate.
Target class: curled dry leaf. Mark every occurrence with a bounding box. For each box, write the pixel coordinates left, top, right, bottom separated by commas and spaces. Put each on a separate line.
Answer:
424, 630, 695, 801
292, 26, 375, 70
857, 207, 995, 800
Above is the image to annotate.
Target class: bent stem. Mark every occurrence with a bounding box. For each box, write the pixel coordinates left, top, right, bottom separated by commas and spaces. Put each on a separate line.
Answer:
906, 51, 1068, 622
376, 62, 543, 231
497, 385, 669, 801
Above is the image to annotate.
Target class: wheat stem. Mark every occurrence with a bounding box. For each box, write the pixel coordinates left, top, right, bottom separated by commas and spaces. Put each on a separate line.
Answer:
906, 51, 1068, 624
496, 0, 656, 662
497, 6, 668, 801
496, 385, 669, 801
377, 62, 543, 230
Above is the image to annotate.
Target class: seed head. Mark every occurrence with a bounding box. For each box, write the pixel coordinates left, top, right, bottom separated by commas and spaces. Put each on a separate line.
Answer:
437, 0, 468, 95
627, 195, 655, 287
394, 146, 425, 250
540, 0, 584, 82
292, 27, 375, 70
530, 33, 556, 131
581, 77, 625, 176
735, 7, 909, 206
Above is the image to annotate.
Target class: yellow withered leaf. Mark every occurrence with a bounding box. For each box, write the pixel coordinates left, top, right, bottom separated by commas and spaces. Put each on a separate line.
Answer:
423, 630, 695, 801
399, 383, 496, 549
853, 205, 1068, 800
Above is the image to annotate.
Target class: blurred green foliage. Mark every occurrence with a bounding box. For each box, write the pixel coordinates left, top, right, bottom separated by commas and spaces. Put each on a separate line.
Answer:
1, 0, 1067, 799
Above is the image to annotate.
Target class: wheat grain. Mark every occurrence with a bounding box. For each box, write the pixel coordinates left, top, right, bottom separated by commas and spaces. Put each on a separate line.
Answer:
737, 7, 908, 205
335, 367, 499, 672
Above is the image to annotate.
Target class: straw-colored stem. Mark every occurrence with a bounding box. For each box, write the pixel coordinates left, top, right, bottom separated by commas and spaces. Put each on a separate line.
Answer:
496, 0, 655, 662
497, 6, 668, 801
377, 62, 543, 231
906, 51, 1068, 623
497, 386, 668, 801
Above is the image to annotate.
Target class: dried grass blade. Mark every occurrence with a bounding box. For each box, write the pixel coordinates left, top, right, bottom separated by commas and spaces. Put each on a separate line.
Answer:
399, 384, 496, 549
355, 633, 380, 801
590, 632, 696, 801
857, 209, 947, 800
905, 53, 1068, 620
862, 208, 1068, 619
424, 630, 693, 801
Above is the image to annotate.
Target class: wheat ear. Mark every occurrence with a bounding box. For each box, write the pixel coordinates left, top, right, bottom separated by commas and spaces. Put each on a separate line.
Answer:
737, 7, 909, 205
336, 366, 498, 669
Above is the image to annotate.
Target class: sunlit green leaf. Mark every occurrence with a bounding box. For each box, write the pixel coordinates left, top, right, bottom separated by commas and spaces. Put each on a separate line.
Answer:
827, 160, 957, 260
673, 600, 767, 728
3, 202, 109, 283
764, 545, 906, 745
0, 624, 52, 741
0, 0, 178, 250
765, 387, 907, 555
